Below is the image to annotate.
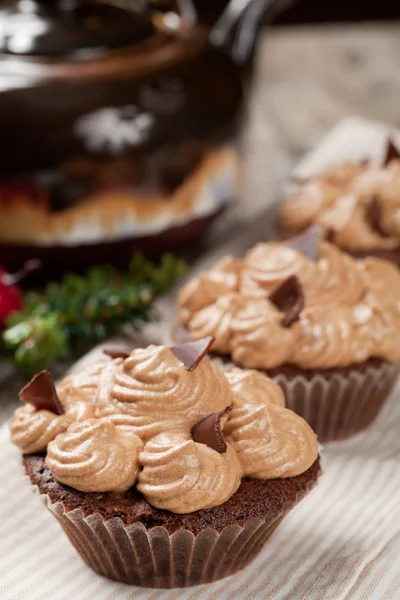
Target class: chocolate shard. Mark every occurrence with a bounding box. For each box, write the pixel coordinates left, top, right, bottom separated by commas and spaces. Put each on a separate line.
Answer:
170, 336, 215, 371
19, 370, 64, 415
103, 348, 130, 360
365, 197, 389, 237
269, 275, 304, 327
191, 406, 231, 453
283, 225, 323, 262
383, 138, 400, 166
324, 227, 336, 243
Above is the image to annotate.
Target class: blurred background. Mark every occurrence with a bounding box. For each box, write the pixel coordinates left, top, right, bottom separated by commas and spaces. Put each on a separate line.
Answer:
0, 0, 399, 273
276, 1, 400, 23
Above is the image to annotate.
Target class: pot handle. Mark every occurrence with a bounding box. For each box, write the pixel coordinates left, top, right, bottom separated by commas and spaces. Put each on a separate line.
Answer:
99, 0, 292, 63
210, 0, 293, 62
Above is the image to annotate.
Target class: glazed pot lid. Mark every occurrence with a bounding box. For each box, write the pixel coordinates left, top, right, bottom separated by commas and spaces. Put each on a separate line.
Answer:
0, 0, 155, 56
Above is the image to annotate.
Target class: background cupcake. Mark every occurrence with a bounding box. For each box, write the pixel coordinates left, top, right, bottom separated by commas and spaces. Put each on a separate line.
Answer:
177, 228, 400, 441
277, 139, 400, 266
10, 341, 319, 589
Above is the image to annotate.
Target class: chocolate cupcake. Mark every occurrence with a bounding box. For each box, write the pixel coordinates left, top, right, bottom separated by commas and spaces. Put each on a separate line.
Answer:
177, 229, 400, 441
10, 341, 319, 588
277, 139, 400, 266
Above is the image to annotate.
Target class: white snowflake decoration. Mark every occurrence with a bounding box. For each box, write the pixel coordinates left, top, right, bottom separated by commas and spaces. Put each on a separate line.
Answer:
75, 105, 154, 154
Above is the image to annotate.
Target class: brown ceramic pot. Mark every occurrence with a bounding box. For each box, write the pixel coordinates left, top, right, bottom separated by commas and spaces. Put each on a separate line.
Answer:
0, 0, 283, 275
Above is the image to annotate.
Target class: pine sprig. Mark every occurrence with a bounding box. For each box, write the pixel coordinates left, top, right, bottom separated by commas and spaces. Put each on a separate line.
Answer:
2, 252, 186, 373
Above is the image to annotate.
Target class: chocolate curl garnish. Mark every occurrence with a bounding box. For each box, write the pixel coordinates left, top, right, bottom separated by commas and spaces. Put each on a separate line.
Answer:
19, 370, 64, 415
383, 138, 400, 166
191, 406, 231, 453
269, 275, 304, 328
365, 197, 389, 238
283, 225, 323, 262
0, 259, 42, 286
103, 348, 130, 360
325, 227, 336, 243
170, 336, 215, 371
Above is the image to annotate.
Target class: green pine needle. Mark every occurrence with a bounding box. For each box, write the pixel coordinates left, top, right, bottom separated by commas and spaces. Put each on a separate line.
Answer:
1, 252, 186, 373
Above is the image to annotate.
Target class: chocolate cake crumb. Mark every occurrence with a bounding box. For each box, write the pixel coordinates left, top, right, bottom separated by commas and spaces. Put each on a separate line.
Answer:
23, 455, 320, 535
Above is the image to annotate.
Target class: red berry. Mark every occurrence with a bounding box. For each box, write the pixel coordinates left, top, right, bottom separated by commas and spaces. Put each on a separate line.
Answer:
0, 260, 41, 328
0, 268, 23, 328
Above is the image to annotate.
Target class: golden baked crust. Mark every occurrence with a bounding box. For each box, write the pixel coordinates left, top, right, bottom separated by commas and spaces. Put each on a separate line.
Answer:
0, 147, 239, 245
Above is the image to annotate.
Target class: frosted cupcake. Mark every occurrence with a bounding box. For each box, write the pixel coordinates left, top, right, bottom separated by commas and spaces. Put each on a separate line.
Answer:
177, 228, 400, 441
278, 139, 400, 265
10, 340, 319, 588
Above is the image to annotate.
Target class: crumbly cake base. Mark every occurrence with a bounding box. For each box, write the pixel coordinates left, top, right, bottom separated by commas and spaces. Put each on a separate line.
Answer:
23, 455, 321, 535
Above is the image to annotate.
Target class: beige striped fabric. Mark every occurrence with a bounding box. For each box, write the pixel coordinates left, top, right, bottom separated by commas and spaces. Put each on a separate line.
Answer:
0, 382, 399, 600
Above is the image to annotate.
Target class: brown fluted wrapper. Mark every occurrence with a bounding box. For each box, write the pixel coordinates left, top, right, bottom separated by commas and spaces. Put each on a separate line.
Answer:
36, 483, 315, 589
272, 361, 399, 442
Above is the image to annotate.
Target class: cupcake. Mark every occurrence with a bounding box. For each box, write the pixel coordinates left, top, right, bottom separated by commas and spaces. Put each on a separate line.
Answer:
10, 340, 320, 588
177, 228, 400, 441
277, 138, 400, 266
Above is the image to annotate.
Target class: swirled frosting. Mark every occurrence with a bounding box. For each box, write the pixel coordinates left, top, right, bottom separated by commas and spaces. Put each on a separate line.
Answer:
101, 345, 233, 440
9, 401, 95, 454
137, 431, 241, 513
10, 342, 318, 512
46, 419, 143, 493
178, 240, 400, 369
280, 157, 400, 251
225, 404, 318, 478
178, 256, 241, 325
225, 368, 285, 407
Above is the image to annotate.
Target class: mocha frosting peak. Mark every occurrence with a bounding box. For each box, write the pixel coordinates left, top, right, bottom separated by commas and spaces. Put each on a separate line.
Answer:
178, 256, 242, 325
137, 431, 241, 513
107, 345, 233, 439
225, 403, 318, 479
9, 400, 95, 454
46, 419, 143, 493
225, 368, 285, 407
279, 154, 400, 251
10, 342, 318, 511
178, 240, 400, 369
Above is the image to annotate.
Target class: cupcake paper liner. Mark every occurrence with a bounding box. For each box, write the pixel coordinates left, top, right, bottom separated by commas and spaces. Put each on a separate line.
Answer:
273, 361, 399, 442
32, 480, 317, 589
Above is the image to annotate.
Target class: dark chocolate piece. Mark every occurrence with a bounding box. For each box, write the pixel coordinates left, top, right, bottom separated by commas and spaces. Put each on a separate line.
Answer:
269, 275, 304, 327
383, 138, 400, 166
170, 336, 215, 371
324, 227, 336, 243
283, 225, 323, 261
191, 406, 231, 453
365, 197, 389, 237
103, 348, 130, 360
19, 370, 64, 415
